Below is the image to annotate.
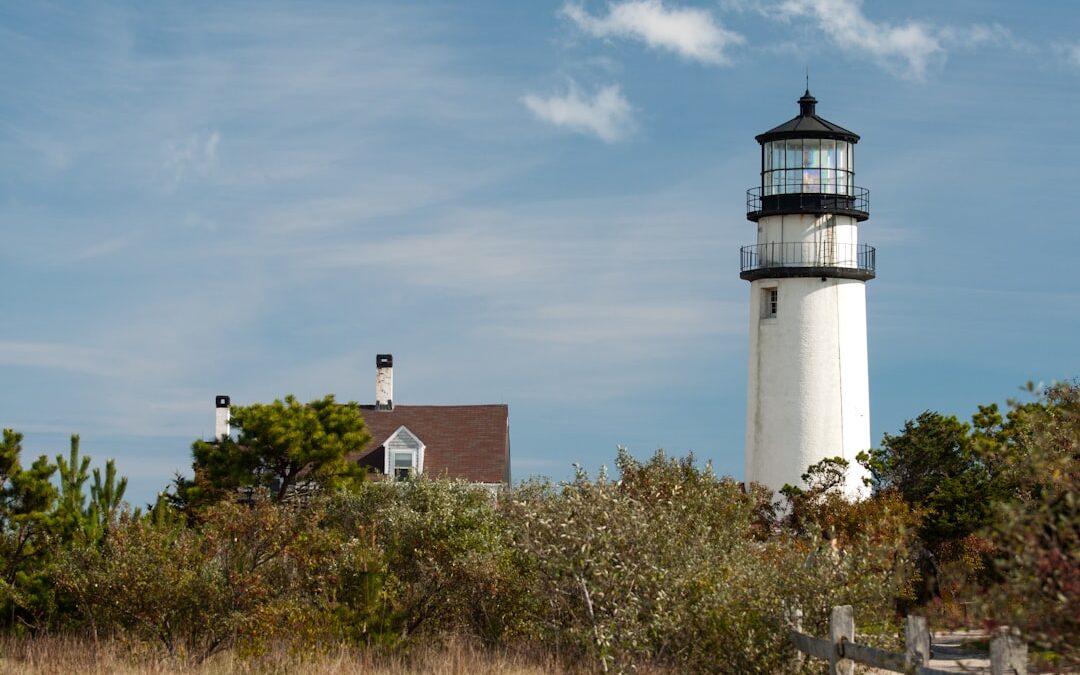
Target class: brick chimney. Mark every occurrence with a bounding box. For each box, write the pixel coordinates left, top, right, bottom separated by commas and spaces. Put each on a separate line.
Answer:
214, 395, 231, 439
375, 354, 393, 410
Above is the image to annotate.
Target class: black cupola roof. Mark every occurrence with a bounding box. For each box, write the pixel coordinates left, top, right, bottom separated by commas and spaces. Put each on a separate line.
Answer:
755, 90, 859, 144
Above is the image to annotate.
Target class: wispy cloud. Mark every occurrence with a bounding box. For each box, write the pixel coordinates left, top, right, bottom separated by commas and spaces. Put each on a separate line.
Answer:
0, 341, 150, 378
523, 82, 635, 142
561, 0, 744, 65
162, 131, 220, 187
10, 129, 72, 173
937, 23, 1013, 50
773, 0, 1009, 79
306, 226, 557, 289
497, 300, 736, 346
1058, 42, 1080, 70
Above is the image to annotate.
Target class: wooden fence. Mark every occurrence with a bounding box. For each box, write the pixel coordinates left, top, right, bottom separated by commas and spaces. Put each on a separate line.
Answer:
790, 605, 1028, 675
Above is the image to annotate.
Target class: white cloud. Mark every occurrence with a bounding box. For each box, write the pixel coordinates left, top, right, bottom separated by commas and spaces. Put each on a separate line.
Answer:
523, 82, 635, 142
774, 0, 1010, 80
1059, 42, 1080, 70
776, 0, 941, 78
937, 23, 1012, 50
162, 130, 220, 187
561, 0, 743, 65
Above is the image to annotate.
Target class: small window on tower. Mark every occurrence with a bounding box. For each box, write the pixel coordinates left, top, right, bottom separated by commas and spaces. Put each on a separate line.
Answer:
762, 288, 778, 318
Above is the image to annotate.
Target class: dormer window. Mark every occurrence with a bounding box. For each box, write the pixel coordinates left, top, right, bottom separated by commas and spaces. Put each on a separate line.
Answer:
383, 426, 425, 479
392, 451, 413, 479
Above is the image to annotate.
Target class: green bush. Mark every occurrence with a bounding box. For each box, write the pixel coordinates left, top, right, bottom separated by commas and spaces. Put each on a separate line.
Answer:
508, 449, 907, 673
982, 382, 1080, 667
325, 478, 532, 645
56, 496, 341, 659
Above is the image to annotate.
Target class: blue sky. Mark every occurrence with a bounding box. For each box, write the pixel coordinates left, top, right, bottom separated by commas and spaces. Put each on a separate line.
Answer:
2, 0, 1078, 506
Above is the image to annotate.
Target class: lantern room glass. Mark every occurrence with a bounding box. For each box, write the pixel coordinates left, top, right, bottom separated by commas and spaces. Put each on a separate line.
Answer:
762, 139, 853, 196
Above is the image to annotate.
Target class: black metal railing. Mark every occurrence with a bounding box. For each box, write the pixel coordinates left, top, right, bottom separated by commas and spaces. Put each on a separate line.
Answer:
747, 186, 869, 221
740, 242, 875, 275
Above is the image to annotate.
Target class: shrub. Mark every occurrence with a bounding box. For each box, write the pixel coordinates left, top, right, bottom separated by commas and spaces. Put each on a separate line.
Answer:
56, 496, 340, 659
325, 478, 532, 645
508, 449, 907, 673
982, 382, 1080, 667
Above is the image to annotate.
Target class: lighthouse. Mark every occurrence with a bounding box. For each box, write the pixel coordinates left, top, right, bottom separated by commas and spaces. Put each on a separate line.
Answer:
742, 90, 874, 498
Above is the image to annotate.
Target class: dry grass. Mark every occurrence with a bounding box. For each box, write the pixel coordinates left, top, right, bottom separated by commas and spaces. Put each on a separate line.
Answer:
0, 636, 585, 675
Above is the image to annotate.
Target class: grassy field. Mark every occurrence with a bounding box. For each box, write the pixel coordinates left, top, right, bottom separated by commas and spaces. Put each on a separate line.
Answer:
0, 637, 596, 675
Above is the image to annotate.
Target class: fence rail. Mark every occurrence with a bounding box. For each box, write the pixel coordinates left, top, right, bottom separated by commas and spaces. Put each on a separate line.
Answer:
791, 605, 1028, 675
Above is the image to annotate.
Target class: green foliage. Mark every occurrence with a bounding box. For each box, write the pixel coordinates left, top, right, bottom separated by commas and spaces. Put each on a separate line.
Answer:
52, 435, 127, 545
57, 482, 518, 658
54, 435, 90, 540
0, 430, 131, 630
981, 382, 1080, 666
0, 429, 58, 629
3, 378, 1077, 670
862, 411, 1000, 552
861, 392, 1080, 612
509, 448, 906, 673
56, 496, 338, 659
325, 478, 528, 645
88, 458, 127, 541
181, 394, 371, 510
779, 456, 851, 537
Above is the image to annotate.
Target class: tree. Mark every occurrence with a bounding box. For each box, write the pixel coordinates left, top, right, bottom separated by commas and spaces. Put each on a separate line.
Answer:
982, 382, 1080, 666
0, 429, 58, 628
88, 457, 127, 541
182, 394, 372, 508
779, 456, 851, 537
860, 411, 1001, 552
54, 435, 128, 545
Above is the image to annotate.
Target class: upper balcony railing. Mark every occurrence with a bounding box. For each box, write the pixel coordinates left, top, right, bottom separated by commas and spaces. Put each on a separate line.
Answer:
739, 242, 875, 281
747, 186, 869, 222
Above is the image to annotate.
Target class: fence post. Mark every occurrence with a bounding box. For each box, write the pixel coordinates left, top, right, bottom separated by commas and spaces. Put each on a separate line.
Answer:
905, 615, 931, 673
784, 600, 804, 670
990, 626, 1027, 675
784, 600, 803, 633
829, 605, 854, 675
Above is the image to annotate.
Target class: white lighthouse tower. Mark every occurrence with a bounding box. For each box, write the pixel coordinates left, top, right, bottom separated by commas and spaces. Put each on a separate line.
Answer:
742, 90, 873, 497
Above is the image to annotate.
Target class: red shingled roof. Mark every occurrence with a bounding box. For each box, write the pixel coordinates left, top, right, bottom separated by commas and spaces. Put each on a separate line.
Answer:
352, 405, 509, 483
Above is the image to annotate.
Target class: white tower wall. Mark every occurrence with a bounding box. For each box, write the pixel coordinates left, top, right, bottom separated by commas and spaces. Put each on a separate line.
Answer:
757, 213, 859, 252
745, 212, 871, 498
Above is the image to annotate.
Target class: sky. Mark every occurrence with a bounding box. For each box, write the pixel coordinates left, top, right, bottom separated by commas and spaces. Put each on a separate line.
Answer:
2, 0, 1079, 507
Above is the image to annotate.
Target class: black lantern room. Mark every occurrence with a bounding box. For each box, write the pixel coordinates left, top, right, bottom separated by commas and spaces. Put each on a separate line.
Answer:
747, 90, 869, 222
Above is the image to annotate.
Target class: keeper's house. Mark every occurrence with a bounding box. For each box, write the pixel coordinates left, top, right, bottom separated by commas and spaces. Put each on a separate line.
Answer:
351, 354, 510, 486
211, 354, 510, 487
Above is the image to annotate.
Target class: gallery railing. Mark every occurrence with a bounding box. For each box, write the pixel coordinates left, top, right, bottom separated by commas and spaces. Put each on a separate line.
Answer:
739, 242, 875, 280
746, 186, 869, 221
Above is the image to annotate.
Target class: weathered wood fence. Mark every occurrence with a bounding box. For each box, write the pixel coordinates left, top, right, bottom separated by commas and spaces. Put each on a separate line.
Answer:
790, 605, 1028, 675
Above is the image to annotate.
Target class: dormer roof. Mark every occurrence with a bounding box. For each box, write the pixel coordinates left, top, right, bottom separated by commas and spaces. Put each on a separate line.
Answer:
352, 404, 509, 483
